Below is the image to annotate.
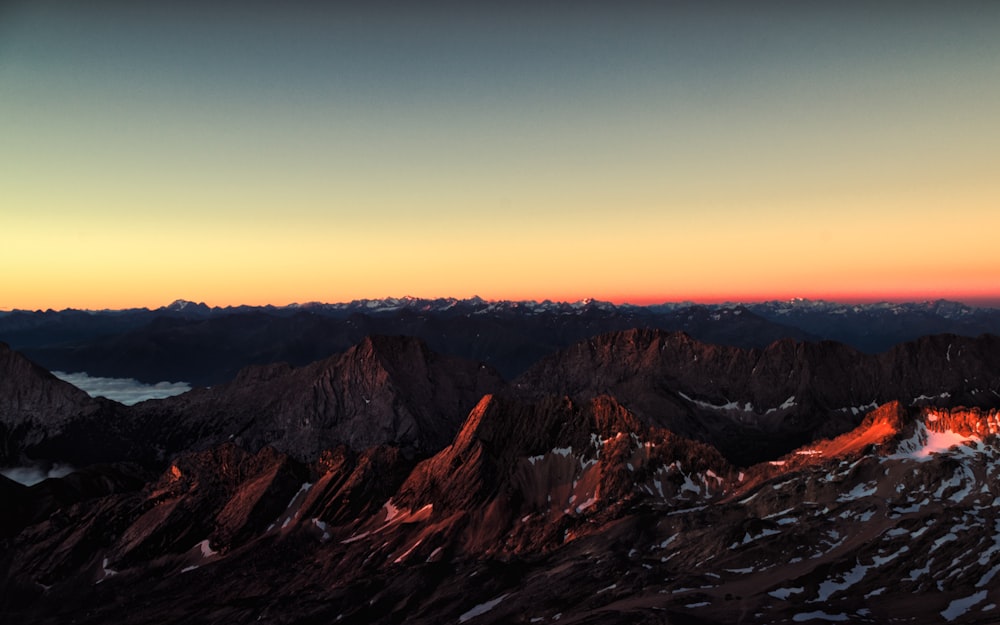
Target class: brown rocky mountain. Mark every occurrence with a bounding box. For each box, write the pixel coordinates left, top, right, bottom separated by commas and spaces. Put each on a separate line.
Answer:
0, 342, 135, 467
0, 342, 99, 454
4, 396, 1000, 623
130, 334, 505, 461
515, 329, 1000, 464
2, 336, 503, 467
4, 331, 1000, 623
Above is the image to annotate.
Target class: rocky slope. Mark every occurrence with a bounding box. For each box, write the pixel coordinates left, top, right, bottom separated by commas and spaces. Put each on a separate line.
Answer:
4, 397, 1000, 624
0, 343, 133, 466
2, 336, 502, 467
130, 335, 504, 460
4, 331, 1000, 623
515, 329, 1000, 464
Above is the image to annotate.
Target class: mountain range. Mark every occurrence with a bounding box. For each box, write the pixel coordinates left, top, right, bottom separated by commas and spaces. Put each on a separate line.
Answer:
3, 307, 1000, 623
2, 297, 999, 386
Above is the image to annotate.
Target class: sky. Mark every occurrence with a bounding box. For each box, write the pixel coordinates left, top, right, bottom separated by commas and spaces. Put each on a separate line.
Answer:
2, 1, 999, 310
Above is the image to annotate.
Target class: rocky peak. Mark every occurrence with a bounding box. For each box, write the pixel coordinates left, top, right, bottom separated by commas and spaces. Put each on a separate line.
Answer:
392, 391, 734, 554
514, 330, 1000, 465
0, 343, 131, 466
130, 335, 503, 461
0, 343, 96, 429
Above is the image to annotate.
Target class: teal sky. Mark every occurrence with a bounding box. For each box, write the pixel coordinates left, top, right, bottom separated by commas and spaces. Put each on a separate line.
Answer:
2, 2, 999, 309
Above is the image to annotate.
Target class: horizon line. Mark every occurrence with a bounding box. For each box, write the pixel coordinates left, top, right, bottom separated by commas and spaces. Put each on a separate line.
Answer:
4, 294, 1000, 313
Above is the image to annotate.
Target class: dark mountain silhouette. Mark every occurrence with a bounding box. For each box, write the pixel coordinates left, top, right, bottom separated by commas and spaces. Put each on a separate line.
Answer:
130, 335, 504, 460
7, 297, 999, 387
0, 343, 135, 467
748, 298, 1000, 352
3, 300, 819, 385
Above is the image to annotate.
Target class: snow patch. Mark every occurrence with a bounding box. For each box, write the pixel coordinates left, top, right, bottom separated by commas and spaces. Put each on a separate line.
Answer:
312, 518, 330, 541
769, 587, 804, 600
767, 396, 798, 413
459, 594, 509, 622
197, 539, 217, 558
941, 591, 988, 622
383, 501, 402, 522
837, 482, 877, 502
283, 482, 313, 511
891, 423, 980, 461
815, 563, 869, 601
96, 557, 118, 584
793, 612, 849, 622
678, 391, 753, 412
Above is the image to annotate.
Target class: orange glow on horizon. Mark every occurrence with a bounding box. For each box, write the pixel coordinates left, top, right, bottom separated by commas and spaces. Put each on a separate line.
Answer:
4, 287, 1000, 312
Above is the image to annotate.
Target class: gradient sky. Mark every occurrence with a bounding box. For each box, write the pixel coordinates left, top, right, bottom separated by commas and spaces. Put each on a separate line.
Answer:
2, 1, 999, 310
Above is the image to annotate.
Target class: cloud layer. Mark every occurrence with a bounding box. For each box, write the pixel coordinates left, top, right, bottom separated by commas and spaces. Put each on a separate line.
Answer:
53, 371, 191, 405
1, 463, 75, 486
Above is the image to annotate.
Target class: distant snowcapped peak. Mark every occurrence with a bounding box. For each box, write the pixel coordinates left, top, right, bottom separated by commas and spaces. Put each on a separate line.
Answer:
166, 299, 196, 311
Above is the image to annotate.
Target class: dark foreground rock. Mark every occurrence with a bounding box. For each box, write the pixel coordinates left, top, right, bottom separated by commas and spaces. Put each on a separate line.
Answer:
5, 332, 1000, 624
4, 397, 1000, 624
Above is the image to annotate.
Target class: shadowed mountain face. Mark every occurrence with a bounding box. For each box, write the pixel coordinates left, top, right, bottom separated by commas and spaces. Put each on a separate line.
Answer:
2, 336, 502, 468
514, 329, 1000, 465
2, 302, 818, 385
130, 335, 505, 461
5, 330, 1000, 624
0, 343, 135, 467
5, 298, 999, 387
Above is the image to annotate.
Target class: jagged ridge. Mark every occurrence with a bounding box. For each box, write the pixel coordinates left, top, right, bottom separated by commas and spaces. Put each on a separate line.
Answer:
5, 331, 1000, 623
